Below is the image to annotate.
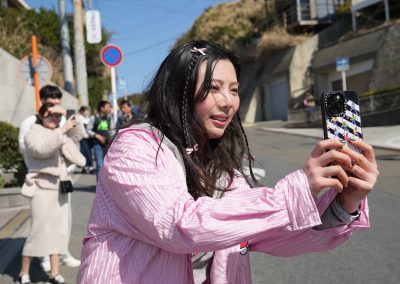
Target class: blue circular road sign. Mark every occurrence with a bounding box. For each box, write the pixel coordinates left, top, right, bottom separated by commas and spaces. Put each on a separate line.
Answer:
101, 44, 123, 67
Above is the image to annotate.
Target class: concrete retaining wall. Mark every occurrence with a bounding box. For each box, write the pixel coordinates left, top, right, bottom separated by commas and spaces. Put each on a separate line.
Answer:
0, 47, 79, 127
0, 188, 29, 208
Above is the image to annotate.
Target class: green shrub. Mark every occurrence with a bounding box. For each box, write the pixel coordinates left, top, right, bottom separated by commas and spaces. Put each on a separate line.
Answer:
360, 84, 400, 97
0, 122, 23, 172
336, 1, 352, 15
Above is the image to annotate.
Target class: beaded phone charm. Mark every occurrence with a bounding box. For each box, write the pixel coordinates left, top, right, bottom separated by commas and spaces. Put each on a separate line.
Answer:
184, 47, 207, 155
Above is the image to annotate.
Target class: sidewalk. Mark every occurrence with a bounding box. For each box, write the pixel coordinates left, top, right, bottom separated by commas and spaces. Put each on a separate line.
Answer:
252, 121, 400, 151
0, 172, 95, 281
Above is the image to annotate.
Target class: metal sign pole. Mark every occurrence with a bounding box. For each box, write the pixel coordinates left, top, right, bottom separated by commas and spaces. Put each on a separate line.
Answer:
341, 71, 347, 91
110, 66, 118, 125
32, 35, 40, 112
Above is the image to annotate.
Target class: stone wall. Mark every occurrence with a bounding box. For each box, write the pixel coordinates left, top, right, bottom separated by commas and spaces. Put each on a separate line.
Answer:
369, 22, 400, 91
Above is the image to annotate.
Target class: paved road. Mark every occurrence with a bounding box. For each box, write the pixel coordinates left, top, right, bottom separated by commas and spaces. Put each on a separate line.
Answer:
246, 127, 400, 284
1, 127, 399, 283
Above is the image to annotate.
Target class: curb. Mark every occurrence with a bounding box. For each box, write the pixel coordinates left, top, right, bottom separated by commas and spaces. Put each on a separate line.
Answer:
0, 208, 30, 240
0, 173, 82, 278
256, 127, 400, 152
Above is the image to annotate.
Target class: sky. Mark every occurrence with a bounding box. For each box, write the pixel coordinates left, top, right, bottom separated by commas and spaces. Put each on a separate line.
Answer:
28, 0, 228, 97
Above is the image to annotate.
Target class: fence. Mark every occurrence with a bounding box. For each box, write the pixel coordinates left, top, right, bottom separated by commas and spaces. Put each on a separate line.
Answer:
287, 106, 321, 123
287, 91, 400, 123
277, 0, 341, 27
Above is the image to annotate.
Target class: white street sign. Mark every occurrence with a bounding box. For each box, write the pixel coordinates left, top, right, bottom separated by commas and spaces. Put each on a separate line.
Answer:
86, 10, 102, 44
118, 77, 127, 89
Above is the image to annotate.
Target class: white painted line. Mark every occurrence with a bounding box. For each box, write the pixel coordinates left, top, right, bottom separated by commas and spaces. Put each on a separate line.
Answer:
243, 166, 266, 179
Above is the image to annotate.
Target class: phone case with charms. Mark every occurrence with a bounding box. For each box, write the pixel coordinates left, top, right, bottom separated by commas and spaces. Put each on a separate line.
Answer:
321, 91, 363, 152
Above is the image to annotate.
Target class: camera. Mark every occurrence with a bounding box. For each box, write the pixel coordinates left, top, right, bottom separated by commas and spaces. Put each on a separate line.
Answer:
324, 92, 345, 117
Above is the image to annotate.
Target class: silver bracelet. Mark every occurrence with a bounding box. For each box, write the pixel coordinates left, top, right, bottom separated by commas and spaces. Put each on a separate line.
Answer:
331, 196, 360, 225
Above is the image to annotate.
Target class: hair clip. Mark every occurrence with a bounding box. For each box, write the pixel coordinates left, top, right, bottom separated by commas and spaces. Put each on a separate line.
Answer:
186, 144, 199, 155
190, 47, 207, 56
245, 154, 256, 161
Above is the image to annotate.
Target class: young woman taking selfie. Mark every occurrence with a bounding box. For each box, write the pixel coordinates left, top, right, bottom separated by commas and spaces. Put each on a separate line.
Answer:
78, 41, 378, 283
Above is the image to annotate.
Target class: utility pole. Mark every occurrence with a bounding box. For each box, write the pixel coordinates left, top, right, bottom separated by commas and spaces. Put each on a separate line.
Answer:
73, 0, 89, 106
264, 0, 278, 27
58, 0, 74, 95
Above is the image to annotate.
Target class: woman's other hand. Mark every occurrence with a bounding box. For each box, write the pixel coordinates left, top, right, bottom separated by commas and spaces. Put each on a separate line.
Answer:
48, 105, 66, 116
337, 140, 379, 213
304, 140, 352, 198
60, 115, 78, 134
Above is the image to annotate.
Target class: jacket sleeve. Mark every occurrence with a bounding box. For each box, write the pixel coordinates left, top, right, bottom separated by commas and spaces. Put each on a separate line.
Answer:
101, 128, 340, 255
86, 115, 96, 138
18, 115, 36, 154
247, 176, 370, 256
24, 127, 64, 159
61, 136, 86, 167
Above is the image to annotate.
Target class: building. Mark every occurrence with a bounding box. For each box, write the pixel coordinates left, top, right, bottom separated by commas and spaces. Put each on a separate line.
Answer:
0, 0, 30, 10
351, 0, 393, 31
274, 0, 344, 28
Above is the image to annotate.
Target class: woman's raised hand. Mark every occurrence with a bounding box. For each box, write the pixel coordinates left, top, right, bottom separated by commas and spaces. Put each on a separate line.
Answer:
48, 105, 66, 116
303, 140, 353, 198
60, 115, 78, 134
336, 140, 379, 213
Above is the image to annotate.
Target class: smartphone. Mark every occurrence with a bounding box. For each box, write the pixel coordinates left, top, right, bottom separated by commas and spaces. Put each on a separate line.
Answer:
320, 91, 363, 152
66, 109, 75, 119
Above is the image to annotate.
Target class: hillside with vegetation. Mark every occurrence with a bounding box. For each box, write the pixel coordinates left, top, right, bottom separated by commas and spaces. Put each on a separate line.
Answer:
174, 0, 309, 59
0, 6, 110, 109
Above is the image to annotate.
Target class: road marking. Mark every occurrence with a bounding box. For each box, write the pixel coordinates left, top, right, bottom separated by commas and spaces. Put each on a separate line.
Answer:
243, 166, 266, 179
0, 209, 30, 239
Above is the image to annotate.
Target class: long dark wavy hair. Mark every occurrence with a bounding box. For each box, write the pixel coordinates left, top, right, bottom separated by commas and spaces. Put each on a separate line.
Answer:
129, 40, 259, 199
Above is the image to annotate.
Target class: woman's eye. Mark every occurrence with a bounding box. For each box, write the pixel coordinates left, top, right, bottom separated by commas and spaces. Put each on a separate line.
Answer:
231, 89, 239, 95
211, 86, 219, 92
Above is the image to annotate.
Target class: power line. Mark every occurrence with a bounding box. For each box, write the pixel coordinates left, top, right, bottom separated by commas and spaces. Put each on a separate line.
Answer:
124, 34, 181, 56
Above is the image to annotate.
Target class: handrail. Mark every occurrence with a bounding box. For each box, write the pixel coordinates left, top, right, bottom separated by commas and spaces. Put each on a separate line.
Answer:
287, 92, 400, 123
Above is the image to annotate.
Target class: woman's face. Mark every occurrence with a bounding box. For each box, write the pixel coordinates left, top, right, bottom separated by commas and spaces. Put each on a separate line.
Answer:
195, 59, 240, 139
42, 111, 61, 129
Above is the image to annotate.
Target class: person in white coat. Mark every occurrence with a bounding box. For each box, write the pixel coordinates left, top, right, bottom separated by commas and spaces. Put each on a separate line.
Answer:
18, 85, 81, 272
18, 102, 86, 284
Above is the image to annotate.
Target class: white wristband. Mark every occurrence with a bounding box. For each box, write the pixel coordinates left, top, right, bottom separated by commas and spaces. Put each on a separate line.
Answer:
331, 196, 360, 225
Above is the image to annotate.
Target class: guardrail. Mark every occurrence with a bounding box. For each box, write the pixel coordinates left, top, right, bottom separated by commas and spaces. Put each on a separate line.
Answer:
287, 106, 321, 123
359, 92, 400, 114
288, 92, 400, 123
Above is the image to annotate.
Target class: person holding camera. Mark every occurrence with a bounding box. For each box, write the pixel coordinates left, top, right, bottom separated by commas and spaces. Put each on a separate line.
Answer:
18, 85, 83, 272
17, 103, 86, 284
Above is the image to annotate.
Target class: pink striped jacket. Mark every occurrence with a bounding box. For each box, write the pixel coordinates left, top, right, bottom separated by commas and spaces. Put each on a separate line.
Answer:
77, 127, 369, 284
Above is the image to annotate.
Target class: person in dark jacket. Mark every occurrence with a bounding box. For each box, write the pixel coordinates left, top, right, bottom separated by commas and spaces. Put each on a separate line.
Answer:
87, 100, 114, 177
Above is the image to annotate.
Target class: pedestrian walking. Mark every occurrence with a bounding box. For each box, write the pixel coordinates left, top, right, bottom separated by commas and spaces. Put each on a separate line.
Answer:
87, 100, 114, 178
78, 41, 378, 283
116, 99, 134, 129
18, 85, 83, 273
76, 106, 94, 174
17, 103, 86, 284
